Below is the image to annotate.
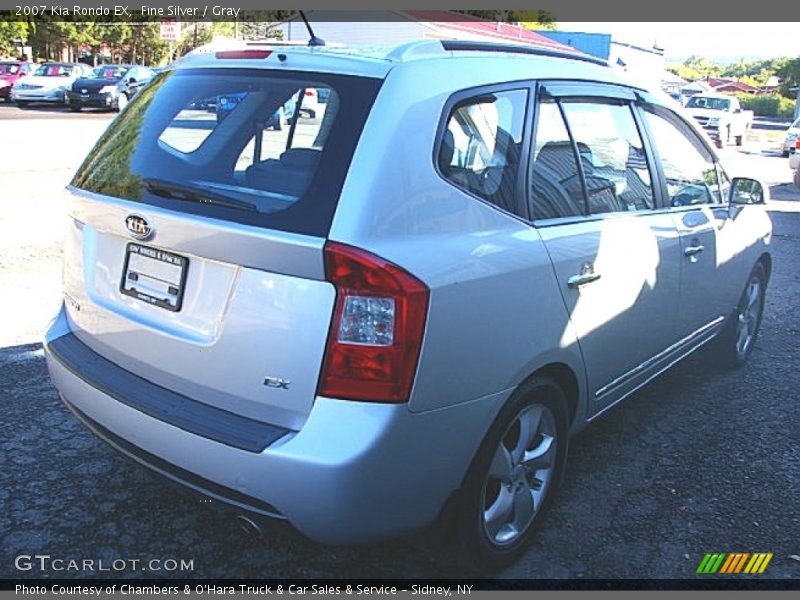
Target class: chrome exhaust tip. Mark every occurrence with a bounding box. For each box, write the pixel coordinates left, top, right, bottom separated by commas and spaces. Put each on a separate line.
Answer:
236, 515, 264, 537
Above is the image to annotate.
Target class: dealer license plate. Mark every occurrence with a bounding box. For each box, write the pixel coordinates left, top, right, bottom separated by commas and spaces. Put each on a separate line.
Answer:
120, 243, 189, 312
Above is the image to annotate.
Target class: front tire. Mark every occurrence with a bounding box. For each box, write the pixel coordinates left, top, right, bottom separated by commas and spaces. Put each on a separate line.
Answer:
16, 101, 29, 109
456, 376, 569, 571
712, 262, 767, 368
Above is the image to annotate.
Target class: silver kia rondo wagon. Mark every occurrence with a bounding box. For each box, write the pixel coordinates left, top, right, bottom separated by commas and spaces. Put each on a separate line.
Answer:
44, 40, 772, 568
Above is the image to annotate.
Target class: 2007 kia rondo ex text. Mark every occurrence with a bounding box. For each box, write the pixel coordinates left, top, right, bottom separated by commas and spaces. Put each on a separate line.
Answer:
44, 40, 772, 568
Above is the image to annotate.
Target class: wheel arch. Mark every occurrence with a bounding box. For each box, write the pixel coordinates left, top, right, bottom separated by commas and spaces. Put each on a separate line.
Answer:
532, 362, 580, 429
758, 252, 772, 282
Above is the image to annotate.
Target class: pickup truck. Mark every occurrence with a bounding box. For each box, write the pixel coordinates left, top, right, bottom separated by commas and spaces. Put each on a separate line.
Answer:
685, 94, 754, 148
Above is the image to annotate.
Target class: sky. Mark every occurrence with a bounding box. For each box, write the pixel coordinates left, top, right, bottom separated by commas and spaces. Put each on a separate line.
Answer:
560, 23, 800, 63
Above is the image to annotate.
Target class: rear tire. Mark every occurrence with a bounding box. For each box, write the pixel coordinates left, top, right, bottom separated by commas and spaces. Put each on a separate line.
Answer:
69, 105, 81, 112
794, 168, 800, 189
16, 101, 29, 109
711, 262, 767, 369
455, 376, 569, 572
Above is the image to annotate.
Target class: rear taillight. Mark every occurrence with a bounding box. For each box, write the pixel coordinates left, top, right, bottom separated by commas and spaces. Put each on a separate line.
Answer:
795, 139, 800, 150
318, 242, 429, 403
304, 90, 316, 97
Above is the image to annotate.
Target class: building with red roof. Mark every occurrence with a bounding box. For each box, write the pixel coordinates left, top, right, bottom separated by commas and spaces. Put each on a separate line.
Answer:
279, 10, 582, 56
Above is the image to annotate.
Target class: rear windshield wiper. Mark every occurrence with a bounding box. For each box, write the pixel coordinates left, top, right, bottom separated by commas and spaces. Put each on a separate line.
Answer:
143, 178, 257, 212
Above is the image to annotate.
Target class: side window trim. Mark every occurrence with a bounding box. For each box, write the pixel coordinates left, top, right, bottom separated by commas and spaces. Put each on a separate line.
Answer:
540, 80, 639, 101
715, 161, 731, 204
527, 85, 590, 221
433, 80, 535, 222
631, 102, 668, 210
553, 96, 591, 216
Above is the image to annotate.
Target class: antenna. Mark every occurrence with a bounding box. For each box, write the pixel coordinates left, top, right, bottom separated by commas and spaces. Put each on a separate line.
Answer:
298, 11, 326, 47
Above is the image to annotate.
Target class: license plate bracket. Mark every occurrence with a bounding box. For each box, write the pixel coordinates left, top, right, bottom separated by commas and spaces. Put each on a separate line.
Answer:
120, 243, 189, 312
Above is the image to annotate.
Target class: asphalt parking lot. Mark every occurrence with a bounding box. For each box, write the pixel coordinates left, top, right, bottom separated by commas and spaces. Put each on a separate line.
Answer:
1, 103, 799, 581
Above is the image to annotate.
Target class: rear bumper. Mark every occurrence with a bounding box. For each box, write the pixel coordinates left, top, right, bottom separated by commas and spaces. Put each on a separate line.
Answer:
701, 126, 722, 142
44, 303, 504, 543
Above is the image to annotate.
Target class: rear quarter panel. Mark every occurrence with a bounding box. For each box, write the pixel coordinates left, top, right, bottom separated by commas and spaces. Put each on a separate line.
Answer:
329, 58, 589, 420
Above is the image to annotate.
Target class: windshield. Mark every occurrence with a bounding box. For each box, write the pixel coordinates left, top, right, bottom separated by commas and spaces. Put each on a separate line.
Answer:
33, 63, 74, 77
686, 96, 731, 111
0, 63, 20, 75
89, 65, 128, 80
71, 68, 382, 237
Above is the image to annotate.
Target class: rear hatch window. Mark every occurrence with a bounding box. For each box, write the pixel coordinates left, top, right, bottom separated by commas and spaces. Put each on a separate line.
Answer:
72, 68, 382, 237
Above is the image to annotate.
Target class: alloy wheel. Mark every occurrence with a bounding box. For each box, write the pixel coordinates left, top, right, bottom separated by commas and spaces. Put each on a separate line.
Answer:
735, 276, 762, 359
481, 403, 558, 546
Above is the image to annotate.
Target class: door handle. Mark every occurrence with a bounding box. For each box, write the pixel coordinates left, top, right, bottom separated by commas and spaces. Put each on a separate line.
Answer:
684, 244, 705, 257
567, 272, 602, 288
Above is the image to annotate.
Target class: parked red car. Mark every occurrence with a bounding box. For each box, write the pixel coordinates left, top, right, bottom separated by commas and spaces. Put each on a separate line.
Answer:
0, 61, 34, 101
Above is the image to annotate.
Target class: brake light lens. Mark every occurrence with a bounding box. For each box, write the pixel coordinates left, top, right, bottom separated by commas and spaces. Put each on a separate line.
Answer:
304, 89, 316, 97
318, 242, 429, 403
215, 50, 272, 59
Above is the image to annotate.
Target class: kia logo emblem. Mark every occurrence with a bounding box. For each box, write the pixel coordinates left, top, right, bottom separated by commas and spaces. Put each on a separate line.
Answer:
125, 214, 152, 240
81, 88, 87, 94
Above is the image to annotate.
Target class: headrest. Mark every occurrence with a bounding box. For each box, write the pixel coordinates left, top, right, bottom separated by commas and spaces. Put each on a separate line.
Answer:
439, 129, 455, 170
280, 148, 321, 169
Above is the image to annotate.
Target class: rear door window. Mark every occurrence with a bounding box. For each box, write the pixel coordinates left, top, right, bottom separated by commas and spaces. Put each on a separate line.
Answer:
529, 99, 585, 220
71, 69, 382, 237
529, 90, 656, 221
560, 100, 655, 214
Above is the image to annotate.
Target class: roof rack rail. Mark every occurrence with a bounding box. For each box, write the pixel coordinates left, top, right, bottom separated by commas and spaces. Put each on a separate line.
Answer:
440, 40, 609, 68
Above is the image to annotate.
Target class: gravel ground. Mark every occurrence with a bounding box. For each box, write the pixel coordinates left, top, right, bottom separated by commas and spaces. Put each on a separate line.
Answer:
1, 111, 799, 582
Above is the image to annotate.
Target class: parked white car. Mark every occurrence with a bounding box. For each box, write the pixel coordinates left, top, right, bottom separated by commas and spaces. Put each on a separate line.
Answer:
783, 115, 800, 157
10, 62, 92, 107
790, 145, 800, 187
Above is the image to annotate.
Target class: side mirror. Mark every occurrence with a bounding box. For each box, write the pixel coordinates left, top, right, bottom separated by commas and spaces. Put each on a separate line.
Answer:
128, 78, 136, 84
730, 177, 768, 205
733, 108, 742, 114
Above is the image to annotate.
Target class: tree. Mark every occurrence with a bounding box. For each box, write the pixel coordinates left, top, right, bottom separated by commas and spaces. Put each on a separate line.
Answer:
126, 23, 169, 65
0, 21, 29, 58
682, 55, 723, 78
778, 57, 800, 97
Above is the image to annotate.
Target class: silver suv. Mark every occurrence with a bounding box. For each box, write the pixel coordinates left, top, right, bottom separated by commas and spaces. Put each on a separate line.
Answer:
44, 40, 772, 568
